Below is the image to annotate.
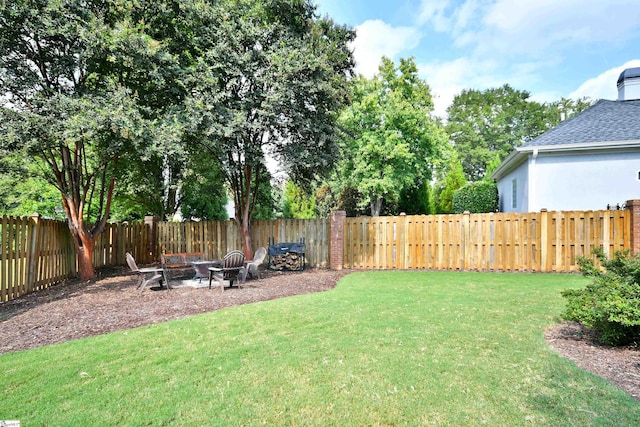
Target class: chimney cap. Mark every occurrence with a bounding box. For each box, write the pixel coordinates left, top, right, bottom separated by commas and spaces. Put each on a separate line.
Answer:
617, 67, 640, 86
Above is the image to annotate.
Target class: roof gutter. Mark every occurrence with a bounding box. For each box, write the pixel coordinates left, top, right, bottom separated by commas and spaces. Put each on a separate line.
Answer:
519, 139, 640, 153
490, 150, 527, 181
491, 139, 640, 181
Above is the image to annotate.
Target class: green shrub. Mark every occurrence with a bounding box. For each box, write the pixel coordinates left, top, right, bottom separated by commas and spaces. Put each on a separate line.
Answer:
561, 248, 640, 345
452, 181, 498, 213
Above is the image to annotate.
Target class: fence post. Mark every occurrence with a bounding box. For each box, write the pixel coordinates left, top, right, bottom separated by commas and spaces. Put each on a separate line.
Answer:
626, 200, 640, 255
398, 212, 408, 269
144, 215, 157, 263
540, 209, 548, 272
329, 210, 346, 270
463, 211, 471, 270
26, 213, 42, 293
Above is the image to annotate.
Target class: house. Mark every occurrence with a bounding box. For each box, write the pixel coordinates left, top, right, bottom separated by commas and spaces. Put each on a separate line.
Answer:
491, 67, 640, 212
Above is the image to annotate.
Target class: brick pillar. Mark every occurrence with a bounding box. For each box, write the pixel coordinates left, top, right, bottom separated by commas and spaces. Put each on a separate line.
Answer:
627, 200, 640, 255
329, 210, 346, 270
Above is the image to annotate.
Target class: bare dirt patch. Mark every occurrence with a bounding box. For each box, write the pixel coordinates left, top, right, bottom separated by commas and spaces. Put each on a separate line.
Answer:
1, 268, 638, 401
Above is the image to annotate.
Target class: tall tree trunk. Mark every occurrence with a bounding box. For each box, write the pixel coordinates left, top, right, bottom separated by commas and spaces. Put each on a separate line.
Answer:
371, 197, 383, 217
72, 229, 96, 281
232, 164, 255, 261
240, 215, 253, 261
60, 178, 114, 282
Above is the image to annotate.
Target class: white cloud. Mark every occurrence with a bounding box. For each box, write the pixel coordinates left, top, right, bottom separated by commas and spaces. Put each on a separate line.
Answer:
418, 57, 502, 118
351, 20, 421, 77
569, 59, 640, 100
344, 1, 640, 119
415, 0, 640, 60
418, 0, 482, 37
418, 56, 564, 118
478, 0, 640, 57
451, 0, 480, 34
417, 0, 452, 31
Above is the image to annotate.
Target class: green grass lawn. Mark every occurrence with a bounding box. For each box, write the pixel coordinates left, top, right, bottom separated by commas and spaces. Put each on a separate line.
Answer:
1, 271, 639, 426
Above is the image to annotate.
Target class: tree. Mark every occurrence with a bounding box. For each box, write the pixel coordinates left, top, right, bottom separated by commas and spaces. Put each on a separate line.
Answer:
0, 0, 203, 279
338, 57, 447, 216
0, 154, 64, 219
282, 180, 316, 219
0, 0, 145, 278
434, 155, 466, 213
544, 97, 594, 127
181, 0, 354, 257
250, 167, 279, 221
482, 153, 503, 182
397, 179, 434, 215
314, 185, 336, 218
336, 187, 365, 217
179, 156, 228, 221
446, 87, 594, 182
446, 85, 549, 181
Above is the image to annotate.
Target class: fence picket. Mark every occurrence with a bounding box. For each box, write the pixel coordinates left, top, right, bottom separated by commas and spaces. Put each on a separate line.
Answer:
0, 209, 634, 303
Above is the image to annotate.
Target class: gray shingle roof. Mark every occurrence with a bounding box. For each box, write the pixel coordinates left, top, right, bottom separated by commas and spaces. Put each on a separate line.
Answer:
521, 99, 640, 148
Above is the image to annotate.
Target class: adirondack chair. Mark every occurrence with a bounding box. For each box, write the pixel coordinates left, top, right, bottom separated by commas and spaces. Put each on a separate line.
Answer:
126, 252, 167, 292
208, 250, 245, 291
242, 247, 267, 283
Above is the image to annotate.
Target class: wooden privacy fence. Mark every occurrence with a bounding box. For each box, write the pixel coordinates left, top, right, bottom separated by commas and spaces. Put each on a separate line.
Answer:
343, 210, 630, 272
0, 208, 634, 303
156, 218, 329, 268
1, 215, 75, 302
1, 216, 153, 302
93, 221, 153, 268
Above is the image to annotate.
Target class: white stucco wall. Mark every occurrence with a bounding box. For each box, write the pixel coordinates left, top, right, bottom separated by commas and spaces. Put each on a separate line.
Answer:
529, 149, 640, 211
496, 160, 529, 212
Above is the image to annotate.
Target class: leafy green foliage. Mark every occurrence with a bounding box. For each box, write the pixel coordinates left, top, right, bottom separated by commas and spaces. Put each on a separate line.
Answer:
282, 181, 316, 219
397, 180, 434, 215
452, 181, 499, 213
314, 185, 336, 218
175, 0, 354, 254
0, 0, 354, 266
338, 57, 448, 216
447, 85, 559, 181
0, 154, 65, 219
483, 153, 503, 182
0, 0, 177, 278
435, 156, 466, 213
562, 248, 640, 345
336, 187, 365, 217
544, 97, 595, 127
179, 158, 228, 221
249, 168, 278, 221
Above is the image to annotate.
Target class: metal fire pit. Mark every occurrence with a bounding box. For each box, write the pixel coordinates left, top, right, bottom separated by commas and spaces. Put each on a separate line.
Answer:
268, 238, 306, 271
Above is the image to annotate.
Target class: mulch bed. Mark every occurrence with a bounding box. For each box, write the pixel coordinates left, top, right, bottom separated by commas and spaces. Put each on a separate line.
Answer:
545, 322, 640, 401
0, 267, 348, 354
1, 268, 638, 401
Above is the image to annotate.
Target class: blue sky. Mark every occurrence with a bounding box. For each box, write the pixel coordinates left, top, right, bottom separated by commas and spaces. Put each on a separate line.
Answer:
314, 0, 640, 117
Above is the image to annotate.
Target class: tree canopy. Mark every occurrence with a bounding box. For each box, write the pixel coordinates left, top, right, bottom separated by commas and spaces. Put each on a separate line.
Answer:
0, 0, 355, 275
338, 57, 447, 216
446, 85, 547, 181
0, 0, 163, 279
178, 0, 355, 255
446, 85, 593, 181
